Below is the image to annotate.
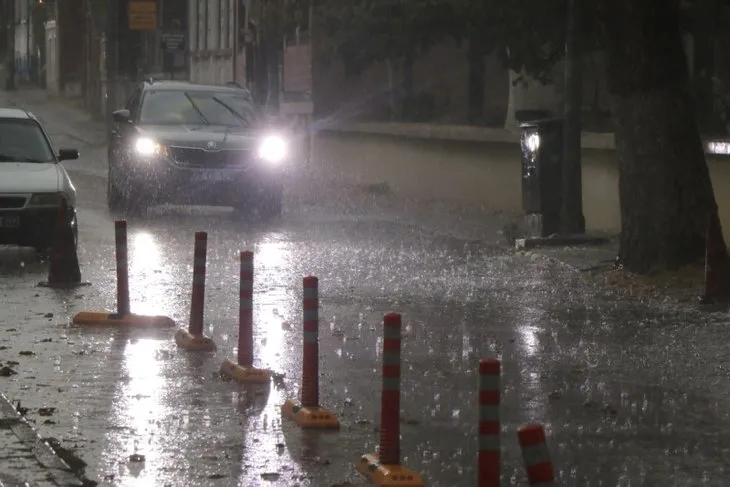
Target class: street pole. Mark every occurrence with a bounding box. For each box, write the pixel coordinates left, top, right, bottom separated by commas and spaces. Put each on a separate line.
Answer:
233, 0, 239, 84
105, 0, 119, 135
561, 0, 585, 235
6, 0, 16, 90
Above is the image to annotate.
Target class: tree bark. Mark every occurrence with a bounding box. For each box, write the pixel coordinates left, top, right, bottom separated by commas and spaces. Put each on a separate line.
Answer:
600, 0, 717, 273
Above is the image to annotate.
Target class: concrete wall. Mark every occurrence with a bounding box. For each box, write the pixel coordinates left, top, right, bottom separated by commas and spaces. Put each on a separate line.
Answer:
314, 125, 730, 235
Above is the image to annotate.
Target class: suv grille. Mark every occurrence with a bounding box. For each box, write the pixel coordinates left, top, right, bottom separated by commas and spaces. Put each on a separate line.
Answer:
0, 196, 27, 209
169, 147, 252, 169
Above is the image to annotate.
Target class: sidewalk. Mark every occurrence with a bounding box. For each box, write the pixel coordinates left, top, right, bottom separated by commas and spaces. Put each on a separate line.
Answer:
0, 84, 106, 147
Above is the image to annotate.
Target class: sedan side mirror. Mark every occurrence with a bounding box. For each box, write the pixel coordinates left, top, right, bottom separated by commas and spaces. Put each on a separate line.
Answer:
58, 148, 80, 161
113, 109, 132, 123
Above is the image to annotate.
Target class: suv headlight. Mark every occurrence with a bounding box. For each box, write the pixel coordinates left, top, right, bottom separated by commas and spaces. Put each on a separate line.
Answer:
135, 137, 168, 157
257, 135, 288, 164
29, 193, 62, 206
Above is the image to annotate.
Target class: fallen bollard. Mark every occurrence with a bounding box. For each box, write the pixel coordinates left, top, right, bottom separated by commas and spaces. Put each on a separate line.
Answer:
356, 312, 424, 487
518, 423, 556, 486
38, 197, 89, 288
479, 359, 501, 487
175, 232, 216, 351
220, 251, 271, 383
72, 220, 174, 328
281, 276, 340, 429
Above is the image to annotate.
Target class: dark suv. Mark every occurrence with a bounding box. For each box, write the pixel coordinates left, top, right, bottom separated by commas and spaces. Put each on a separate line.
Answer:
107, 80, 288, 217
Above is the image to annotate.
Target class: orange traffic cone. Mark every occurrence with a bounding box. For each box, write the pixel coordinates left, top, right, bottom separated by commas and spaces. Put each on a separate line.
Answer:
700, 210, 730, 304
39, 198, 85, 288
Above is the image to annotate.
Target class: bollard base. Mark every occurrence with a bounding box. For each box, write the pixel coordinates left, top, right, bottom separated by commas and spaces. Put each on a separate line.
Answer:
72, 311, 175, 328
356, 453, 424, 487
281, 399, 340, 429
174, 329, 216, 351
220, 357, 271, 384
37, 280, 92, 289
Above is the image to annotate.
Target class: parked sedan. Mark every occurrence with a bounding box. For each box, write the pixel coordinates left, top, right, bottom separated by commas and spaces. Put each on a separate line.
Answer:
0, 108, 80, 252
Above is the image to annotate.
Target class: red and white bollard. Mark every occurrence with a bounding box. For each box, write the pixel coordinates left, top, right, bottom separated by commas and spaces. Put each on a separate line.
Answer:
518, 424, 556, 486
356, 312, 424, 486
220, 251, 270, 383
175, 232, 216, 350
281, 276, 339, 428
479, 359, 501, 486
72, 220, 175, 328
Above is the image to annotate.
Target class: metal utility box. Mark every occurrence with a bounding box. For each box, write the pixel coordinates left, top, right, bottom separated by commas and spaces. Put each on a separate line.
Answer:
520, 118, 564, 237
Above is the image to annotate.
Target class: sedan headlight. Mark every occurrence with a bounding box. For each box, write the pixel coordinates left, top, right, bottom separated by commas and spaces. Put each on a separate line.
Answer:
257, 135, 288, 164
28, 193, 62, 206
135, 137, 167, 157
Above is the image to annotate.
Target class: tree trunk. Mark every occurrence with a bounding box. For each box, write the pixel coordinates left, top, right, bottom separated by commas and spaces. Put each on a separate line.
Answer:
600, 0, 717, 274
692, 0, 722, 133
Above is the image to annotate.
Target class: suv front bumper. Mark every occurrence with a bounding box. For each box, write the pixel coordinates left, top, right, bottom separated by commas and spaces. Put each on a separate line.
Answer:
119, 153, 284, 206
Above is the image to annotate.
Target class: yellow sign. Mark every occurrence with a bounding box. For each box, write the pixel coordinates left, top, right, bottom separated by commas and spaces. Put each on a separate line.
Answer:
129, 1, 157, 31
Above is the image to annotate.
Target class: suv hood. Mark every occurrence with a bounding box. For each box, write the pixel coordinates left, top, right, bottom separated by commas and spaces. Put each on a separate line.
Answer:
0, 163, 60, 193
136, 125, 267, 151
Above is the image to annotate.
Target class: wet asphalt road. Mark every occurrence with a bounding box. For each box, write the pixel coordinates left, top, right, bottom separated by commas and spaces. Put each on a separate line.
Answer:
3, 94, 730, 486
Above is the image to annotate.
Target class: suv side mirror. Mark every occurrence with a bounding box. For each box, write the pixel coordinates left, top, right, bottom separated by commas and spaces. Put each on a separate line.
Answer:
113, 109, 132, 123
58, 148, 80, 161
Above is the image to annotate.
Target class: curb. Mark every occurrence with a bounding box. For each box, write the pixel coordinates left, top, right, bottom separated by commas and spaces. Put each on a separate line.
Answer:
0, 393, 86, 487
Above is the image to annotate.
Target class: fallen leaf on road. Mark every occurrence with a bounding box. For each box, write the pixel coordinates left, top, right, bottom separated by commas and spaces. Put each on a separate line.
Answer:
0, 366, 17, 377
19, 350, 35, 356
44, 313, 54, 318
38, 407, 56, 416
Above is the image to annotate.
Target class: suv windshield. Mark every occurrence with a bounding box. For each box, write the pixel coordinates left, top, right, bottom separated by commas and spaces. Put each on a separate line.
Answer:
0, 119, 55, 163
139, 90, 259, 127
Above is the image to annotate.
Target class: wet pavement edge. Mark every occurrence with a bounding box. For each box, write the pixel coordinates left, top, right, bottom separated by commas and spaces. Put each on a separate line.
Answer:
0, 392, 86, 486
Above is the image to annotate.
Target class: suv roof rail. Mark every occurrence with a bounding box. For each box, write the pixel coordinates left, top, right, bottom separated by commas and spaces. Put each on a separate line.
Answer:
225, 81, 245, 89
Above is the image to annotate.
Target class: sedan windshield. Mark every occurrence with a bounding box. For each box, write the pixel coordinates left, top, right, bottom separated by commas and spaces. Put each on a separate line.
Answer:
139, 90, 259, 127
0, 119, 55, 162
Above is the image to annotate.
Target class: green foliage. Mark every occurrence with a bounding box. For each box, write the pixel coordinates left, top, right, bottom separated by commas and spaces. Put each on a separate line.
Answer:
313, 0, 459, 74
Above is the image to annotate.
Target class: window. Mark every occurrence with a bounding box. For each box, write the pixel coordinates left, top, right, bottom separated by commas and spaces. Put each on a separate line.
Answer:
0, 119, 56, 163
139, 90, 258, 127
